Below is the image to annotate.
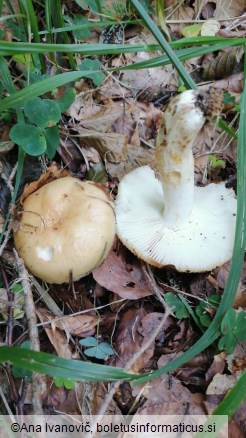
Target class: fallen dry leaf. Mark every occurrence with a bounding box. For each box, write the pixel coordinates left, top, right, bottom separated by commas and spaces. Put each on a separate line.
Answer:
200, 73, 243, 94
195, 0, 245, 19
203, 47, 243, 81
89, 382, 121, 415
93, 246, 153, 300
138, 312, 171, 343
164, 1, 194, 21
78, 127, 128, 163
110, 307, 154, 373
106, 143, 155, 180
36, 319, 73, 359
133, 375, 205, 415
36, 307, 99, 337
215, 261, 246, 307
57, 138, 85, 174
158, 352, 210, 390
205, 353, 226, 385
201, 19, 220, 36
46, 327, 73, 358
206, 373, 237, 395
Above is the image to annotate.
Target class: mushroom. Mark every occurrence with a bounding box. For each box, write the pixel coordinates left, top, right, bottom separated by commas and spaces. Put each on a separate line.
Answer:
14, 176, 115, 283
115, 90, 237, 272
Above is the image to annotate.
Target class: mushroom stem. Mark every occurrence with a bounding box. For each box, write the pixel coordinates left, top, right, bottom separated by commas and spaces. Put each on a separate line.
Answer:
155, 91, 206, 227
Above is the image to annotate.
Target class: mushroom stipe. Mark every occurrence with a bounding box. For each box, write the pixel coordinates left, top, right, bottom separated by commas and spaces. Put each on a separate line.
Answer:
116, 90, 237, 272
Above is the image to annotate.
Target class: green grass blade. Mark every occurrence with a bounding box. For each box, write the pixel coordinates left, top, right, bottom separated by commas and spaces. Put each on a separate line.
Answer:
0, 70, 94, 111
0, 13, 25, 22
171, 35, 245, 48
197, 370, 246, 438
120, 41, 244, 71
0, 40, 157, 55
0, 347, 137, 382
2, 0, 14, 15
130, 0, 197, 89
50, 0, 76, 70
0, 37, 244, 57
24, 0, 45, 71
37, 19, 139, 35
213, 370, 246, 416
0, 56, 16, 93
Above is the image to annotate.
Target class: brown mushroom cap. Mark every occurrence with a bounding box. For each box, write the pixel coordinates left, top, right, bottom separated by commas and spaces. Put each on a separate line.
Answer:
14, 176, 115, 283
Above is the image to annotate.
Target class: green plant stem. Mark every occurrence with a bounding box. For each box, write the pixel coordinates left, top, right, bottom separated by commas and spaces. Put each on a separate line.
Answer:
50, 0, 76, 70
25, 0, 45, 72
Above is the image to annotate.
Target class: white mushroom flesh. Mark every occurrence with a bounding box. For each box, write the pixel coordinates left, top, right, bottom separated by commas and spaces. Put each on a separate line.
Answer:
116, 90, 237, 272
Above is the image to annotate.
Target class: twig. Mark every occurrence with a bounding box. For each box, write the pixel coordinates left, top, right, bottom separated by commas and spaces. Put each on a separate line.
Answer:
0, 162, 18, 257
0, 225, 12, 257
1, 265, 15, 346
0, 385, 16, 421
14, 250, 47, 415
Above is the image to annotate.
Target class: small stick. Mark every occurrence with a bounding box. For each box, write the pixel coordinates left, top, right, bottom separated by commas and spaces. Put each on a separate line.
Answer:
1, 264, 15, 346
14, 250, 47, 415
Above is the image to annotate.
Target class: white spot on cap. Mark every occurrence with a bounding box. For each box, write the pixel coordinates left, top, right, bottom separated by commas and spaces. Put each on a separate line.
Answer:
36, 246, 54, 261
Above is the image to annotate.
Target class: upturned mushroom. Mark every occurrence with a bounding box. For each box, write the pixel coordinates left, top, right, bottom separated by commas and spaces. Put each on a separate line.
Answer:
14, 176, 115, 283
116, 90, 237, 272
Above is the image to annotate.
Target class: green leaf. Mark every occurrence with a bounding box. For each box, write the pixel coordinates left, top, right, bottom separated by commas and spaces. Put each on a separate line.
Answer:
218, 332, 237, 354
182, 23, 202, 38
233, 311, 246, 340
221, 308, 236, 334
199, 313, 213, 328
9, 124, 47, 156
84, 346, 106, 359
80, 338, 115, 359
165, 292, 189, 319
56, 87, 76, 113
63, 379, 76, 389
84, 344, 114, 359
7, 20, 27, 41
195, 295, 221, 327
97, 342, 115, 356
209, 154, 226, 169
86, 162, 108, 183
54, 377, 76, 389
223, 92, 236, 105
54, 376, 64, 388
75, 0, 103, 12
44, 125, 60, 159
12, 342, 32, 380
10, 284, 23, 294
12, 53, 34, 69
207, 294, 222, 307
64, 15, 91, 40
78, 59, 105, 86
79, 336, 98, 347
23, 97, 61, 128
